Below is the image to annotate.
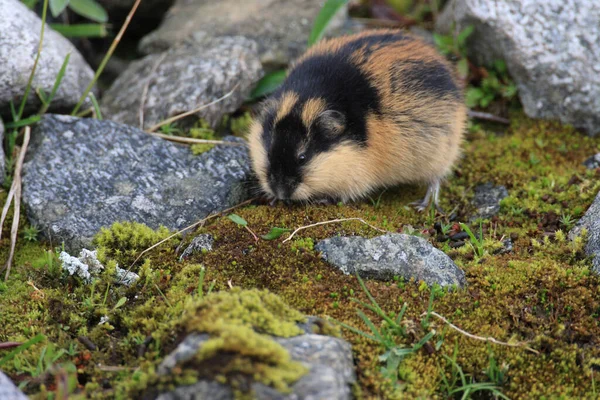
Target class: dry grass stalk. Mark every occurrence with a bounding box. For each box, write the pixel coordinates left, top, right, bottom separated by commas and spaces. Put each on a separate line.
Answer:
2, 127, 32, 280
282, 217, 388, 243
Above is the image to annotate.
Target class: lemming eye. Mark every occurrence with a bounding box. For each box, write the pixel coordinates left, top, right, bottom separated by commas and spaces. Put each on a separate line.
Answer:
298, 154, 306, 161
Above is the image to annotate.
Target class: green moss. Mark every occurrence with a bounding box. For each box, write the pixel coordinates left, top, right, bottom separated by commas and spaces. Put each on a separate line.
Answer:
94, 221, 177, 266
182, 288, 306, 337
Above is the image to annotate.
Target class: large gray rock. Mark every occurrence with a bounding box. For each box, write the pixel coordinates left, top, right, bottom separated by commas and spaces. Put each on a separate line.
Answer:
0, 118, 4, 186
138, 0, 348, 68
0, 0, 94, 117
436, 0, 600, 136
0, 371, 28, 400
315, 234, 466, 287
471, 182, 508, 221
570, 192, 600, 273
102, 36, 263, 130
22, 115, 251, 252
157, 330, 355, 400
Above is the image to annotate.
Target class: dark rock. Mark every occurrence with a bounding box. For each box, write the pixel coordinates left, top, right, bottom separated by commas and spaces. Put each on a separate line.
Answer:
138, 0, 348, 68
179, 234, 214, 262
0, 371, 27, 400
0, 0, 94, 117
436, 234, 449, 242
315, 234, 466, 288
494, 238, 514, 255
450, 231, 469, 242
449, 241, 465, 249
157, 332, 355, 400
570, 191, 600, 273
102, 36, 263, 130
436, 0, 600, 136
471, 183, 508, 221
22, 115, 251, 252
583, 153, 600, 170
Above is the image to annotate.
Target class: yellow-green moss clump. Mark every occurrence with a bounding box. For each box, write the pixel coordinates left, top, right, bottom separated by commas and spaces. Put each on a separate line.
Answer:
94, 221, 176, 266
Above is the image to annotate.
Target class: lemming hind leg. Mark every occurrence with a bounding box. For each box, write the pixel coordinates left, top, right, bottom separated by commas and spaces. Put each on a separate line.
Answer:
410, 180, 443, 213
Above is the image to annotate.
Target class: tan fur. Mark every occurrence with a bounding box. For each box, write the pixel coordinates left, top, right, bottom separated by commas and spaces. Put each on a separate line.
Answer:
247, 119, 272, 197
248, 29, 467, 203
301, 98, 327, 129
274, 91, 298, 124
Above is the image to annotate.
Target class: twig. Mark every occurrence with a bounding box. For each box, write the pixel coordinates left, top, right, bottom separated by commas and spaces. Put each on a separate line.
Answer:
147, 131, 244, 146
71, 0, 142, 115
282, 217, 388, 244
124, 198, 257, 277
0, 342, 22, 350
2, 127, 31, 281
424, 311, 539, 354
146, 84, 240, 133
139, 52, 168, 129
244, 226, 259, 242
468, 110, 510, 125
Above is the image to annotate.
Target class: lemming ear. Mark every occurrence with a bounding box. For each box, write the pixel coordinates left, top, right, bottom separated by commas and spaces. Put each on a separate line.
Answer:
316, 110, 346, 136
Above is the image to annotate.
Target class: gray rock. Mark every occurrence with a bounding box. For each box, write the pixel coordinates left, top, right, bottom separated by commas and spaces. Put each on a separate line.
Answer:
0, 0, 94, 117
570, 191, 600, 273
471, 183, 508, 221
0, 371, 28, 400
436, 0, 600, 136
0, 118, 4, 186
138, 0, 348, 68
583, 153, 600, 170
179, 234, 214, 262
315, 234, 466, 288
102, 36, 263, 130
22, 115, 251, 252
157, 332, 355, 400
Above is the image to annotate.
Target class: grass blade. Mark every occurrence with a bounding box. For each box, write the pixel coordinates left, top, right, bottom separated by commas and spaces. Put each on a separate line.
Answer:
5, 115, 41, 129
39, 52, 70, 114
71, 0, 141, 115
89, 92, 102, 120
0, 334, 46, 367
308, 0, 348, 46
250, 70, 286, 100
68, 0, 108, 23
50, 23, 107, 38
17, 0, 49, 120
49, 0, 69, 17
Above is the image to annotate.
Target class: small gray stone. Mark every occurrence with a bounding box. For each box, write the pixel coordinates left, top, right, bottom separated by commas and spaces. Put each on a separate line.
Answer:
102, 36, 263, 130
179, 234, 214, 262
0, 0, 94, 116
22, 115, 251, 252
583, 153, 600, 170
138, 0, 348, 68
0, 371, 28, 400
471, 183, 509, 221
570, 191, 600, 273
0, 118, 4, 186
315, 234, 466, 288
436, 0, 600, 136
157, 331, 355, 400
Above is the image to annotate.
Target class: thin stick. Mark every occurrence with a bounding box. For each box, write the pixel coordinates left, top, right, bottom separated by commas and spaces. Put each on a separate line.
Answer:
0, 342, 22, 350
244, 226, 259, 242
147, 132, 244, 146
4, 127, 31, 281
282, 217, 388, 244
146, 84, 240, 133
424, 311, 539, 354
71, 0, 142, 115
0, 182, 17, 241
468, 110, 510, 125
139, 52, 168, 129
124, 198, 257, 274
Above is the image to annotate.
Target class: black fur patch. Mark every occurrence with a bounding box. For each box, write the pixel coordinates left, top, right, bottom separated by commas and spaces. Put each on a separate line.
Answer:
340, 32, 410, 59
390, 60, 460, 100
